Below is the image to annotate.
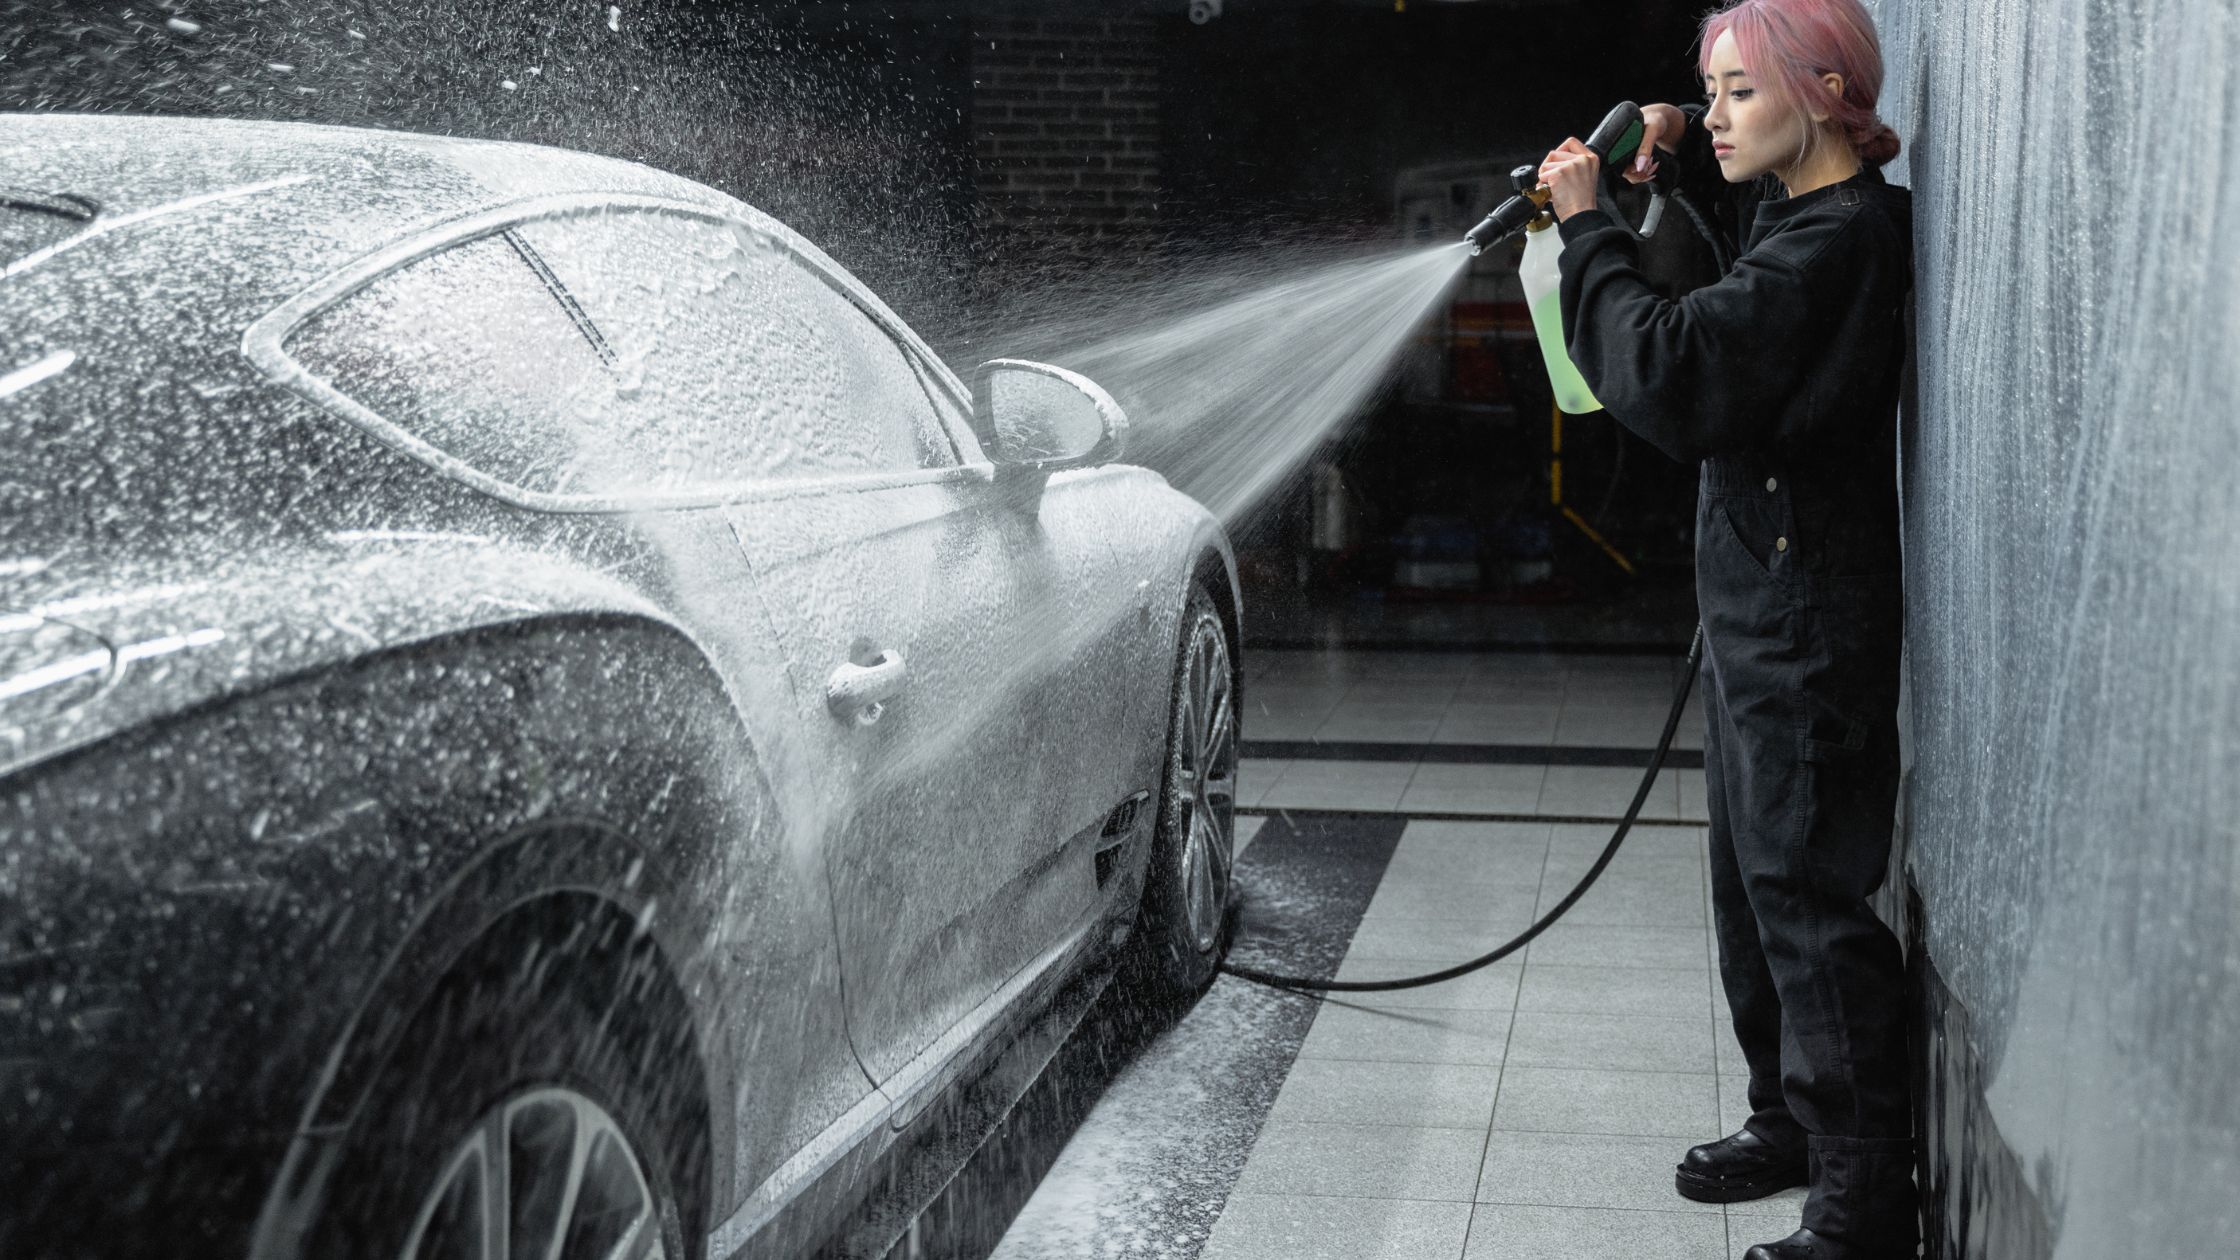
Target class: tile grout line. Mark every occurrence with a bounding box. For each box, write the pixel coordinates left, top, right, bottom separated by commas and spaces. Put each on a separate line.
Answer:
1702, 839, 1736, 1255
1458, 828, 1552, 1260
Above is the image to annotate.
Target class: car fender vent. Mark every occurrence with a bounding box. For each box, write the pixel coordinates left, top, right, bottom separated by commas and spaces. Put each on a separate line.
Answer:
1099, 791, 1151, 838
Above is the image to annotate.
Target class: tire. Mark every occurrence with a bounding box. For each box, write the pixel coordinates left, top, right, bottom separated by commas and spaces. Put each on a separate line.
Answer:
306, 908, 704, 1260
1130, 582, 1240, 997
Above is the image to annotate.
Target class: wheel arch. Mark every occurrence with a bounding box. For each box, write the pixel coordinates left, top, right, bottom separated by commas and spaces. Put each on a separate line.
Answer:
0, 609, 786, 1259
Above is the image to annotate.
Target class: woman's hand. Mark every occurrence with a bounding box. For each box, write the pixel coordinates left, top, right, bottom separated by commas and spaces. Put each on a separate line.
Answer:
1621, 103, 1686, 185
1537, 138, 1600, 222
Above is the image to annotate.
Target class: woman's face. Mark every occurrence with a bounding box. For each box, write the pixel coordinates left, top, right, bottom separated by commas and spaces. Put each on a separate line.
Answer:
1701, 29, 1809, 184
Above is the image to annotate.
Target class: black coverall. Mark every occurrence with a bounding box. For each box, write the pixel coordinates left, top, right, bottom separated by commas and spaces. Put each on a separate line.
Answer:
1554, 108, 1917, 1251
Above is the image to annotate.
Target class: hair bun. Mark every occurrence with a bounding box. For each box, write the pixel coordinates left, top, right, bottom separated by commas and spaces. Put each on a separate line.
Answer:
1856, 120, 1902, 166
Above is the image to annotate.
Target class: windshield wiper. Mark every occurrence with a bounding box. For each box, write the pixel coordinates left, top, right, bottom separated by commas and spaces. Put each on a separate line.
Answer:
0, 188, 99, 223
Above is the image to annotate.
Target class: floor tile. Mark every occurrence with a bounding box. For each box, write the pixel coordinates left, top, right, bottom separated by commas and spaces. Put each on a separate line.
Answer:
1383, 837, 1548, 887
1248, 677, 1356, 700
1363, 881, 1541, 926
1727, 1185, 1809, 1225
1516, 964, 1713, 1021
1553, 704, 1678, 748
1234, 1120, 1488, 1202
1314, 713, 1444, 743
1343, 913, 1543, 963
1267, 1057, 1502, 1130
1400, 763, 1548, 814
1719, 1074, 1756, 1136
1245, 713, 1332, 741
1505, 1012, 1715, 1074
1476, 1130, 1718, 1213
1491, 1067, 1718, 1138
1716, 1025, 1750, 1076
1247, 687, 1354, 716
1547, 822, 1706, 868
1523, 922, 1713, 970
1234, 814, 1269, 859
1298, 1002, 1512, 1066
1385, 821, 1551, 881
1533, 868, 1707, 927
1562, 675, 1683, 706
1237, 758, 1292, 808
1247, 649, 1332, 680
1401, 819, 1556, 849
1538, 850, 1706, 904
1343, 680, 1467, 706
1669, 767, 1713, 820
1537, 764, 1683, 819
1432, 703, 1562, 745
1327, 958, 1523, 1011
1354, 653, 1478, 681
1201, 1193, 1474, 1260
1463, 1203, 1727, 1260
1258, 760, 1418, 811
1726, 1193, 1808, 1260
1452, 678, 1569, 705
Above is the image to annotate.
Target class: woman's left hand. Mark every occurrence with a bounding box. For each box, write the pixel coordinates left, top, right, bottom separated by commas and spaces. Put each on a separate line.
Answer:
1537, 138, 1600, 222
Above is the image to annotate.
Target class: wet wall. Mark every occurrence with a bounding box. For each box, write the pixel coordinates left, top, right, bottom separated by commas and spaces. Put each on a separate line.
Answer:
1866, 1, 2240, 1254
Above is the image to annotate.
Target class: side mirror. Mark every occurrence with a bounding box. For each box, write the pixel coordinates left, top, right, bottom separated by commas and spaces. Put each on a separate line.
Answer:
974, 359, 1127, 479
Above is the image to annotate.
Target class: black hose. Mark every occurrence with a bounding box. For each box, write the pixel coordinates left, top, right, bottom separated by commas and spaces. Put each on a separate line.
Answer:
1219, 623, 1703, 993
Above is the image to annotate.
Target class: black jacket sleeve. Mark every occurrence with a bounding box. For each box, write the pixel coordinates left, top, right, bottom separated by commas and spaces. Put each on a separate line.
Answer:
1552, 196, 1873, 466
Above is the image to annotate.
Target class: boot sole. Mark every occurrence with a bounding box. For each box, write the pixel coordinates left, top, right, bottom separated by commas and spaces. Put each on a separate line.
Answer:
1673, 1165, 1809, 1204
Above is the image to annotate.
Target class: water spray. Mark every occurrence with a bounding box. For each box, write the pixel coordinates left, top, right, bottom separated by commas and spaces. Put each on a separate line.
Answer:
1217, 102, 1724, 996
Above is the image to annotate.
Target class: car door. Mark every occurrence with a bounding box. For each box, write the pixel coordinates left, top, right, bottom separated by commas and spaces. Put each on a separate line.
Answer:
261, 211, 873, 1209
510, 203, 1114, 1088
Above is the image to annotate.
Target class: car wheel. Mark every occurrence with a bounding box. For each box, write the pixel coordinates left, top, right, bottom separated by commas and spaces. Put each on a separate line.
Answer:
1131, 583, 1239, 996
306, 912, 701, 1260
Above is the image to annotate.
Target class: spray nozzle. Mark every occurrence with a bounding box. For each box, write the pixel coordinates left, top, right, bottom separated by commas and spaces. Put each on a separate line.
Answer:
1462, 173, 1551, 256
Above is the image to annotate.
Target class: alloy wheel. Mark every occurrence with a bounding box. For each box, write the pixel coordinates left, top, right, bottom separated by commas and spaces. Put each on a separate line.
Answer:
398, 1086, 669, 1260
1174, 617, 1237, 954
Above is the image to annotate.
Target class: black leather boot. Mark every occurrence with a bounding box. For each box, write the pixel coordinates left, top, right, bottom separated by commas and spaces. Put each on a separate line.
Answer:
1742, 1226, 1913, 1259
1674, 1127, 1809, 1203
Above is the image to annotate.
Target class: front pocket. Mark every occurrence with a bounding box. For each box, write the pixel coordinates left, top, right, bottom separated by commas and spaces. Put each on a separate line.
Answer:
1711, 500, 1793, 597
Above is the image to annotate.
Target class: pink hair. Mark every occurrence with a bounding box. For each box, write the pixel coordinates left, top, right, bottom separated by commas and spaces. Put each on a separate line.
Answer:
1698, 0, 1902, 168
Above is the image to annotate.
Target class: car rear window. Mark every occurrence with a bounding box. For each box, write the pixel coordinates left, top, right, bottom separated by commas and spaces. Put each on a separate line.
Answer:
281, 208, 956, 505
285, 233, 630, 499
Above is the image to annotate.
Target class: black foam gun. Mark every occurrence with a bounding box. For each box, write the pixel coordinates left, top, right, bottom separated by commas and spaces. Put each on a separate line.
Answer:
1462, 100, 1677, 255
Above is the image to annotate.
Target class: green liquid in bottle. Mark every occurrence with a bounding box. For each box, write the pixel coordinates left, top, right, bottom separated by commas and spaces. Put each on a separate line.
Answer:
1530, 287, 1603, 415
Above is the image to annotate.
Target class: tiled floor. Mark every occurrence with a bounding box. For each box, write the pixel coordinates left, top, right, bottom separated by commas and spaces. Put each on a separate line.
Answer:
1202, 648, 1801, 1260
1237, 648, 1710, 825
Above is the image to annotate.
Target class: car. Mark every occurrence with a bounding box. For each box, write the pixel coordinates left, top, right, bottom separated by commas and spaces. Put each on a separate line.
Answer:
0, 113, 1243, 1260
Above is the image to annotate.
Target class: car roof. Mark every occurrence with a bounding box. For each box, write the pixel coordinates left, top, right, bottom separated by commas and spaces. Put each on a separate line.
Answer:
0, 112, 929, 354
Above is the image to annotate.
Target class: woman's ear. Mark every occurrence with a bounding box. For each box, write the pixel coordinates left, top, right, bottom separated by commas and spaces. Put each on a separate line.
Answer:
1810, 71, 1846, 124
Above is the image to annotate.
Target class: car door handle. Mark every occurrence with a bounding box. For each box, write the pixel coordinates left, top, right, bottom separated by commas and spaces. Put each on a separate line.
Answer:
826, 649, 907, 726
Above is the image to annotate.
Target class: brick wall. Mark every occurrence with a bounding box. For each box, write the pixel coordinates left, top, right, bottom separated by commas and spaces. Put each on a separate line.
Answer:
970, 16, 1161, 273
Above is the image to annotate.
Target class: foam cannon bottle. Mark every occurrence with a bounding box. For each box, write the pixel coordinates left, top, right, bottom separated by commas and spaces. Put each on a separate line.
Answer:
1462, 102, 1675, 415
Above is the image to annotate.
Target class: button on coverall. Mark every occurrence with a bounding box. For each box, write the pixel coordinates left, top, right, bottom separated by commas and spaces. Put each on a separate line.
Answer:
1553, 112, 1918, 1251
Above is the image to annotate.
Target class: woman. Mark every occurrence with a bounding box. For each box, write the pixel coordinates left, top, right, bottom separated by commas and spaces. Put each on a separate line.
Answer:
1536, 2, 1916, 1258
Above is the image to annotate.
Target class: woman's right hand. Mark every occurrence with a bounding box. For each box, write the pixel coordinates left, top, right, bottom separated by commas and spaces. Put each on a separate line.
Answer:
1621, 103, 1687, 184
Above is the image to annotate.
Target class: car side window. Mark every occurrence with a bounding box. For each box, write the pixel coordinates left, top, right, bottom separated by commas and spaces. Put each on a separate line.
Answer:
511, 209, 959, 480
282, 210, 957, 504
